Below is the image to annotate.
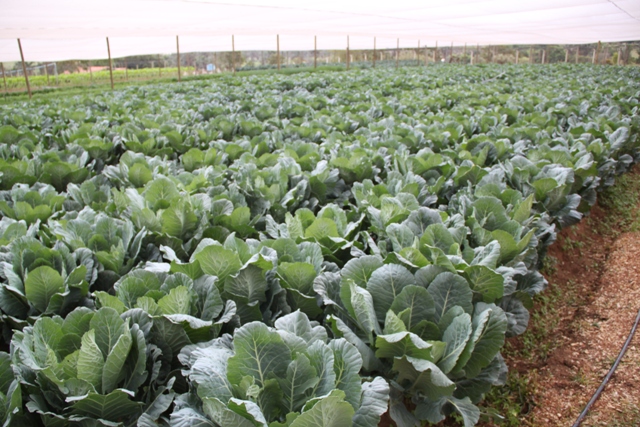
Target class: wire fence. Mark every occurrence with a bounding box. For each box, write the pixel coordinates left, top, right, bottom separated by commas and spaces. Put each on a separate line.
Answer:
2, 41, 639, 96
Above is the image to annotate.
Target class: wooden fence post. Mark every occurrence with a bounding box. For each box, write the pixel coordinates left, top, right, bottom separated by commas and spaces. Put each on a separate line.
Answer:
314, 36, 317, 69
232, 35, 236, 75
89, 60, 94, 82
176, 35, 181, 81
617, 49, 622, 65
529, 46, 533, 64
373, 37, 376, 68
17, 38, 32, 98
44, 63, 50, 85
575, 47, 579, 63
541, 49, 545, 64
434, 41, 438, 62
515, 50, 519, 64
346, 35, 350, 70
277, 34, 280, 71
450, 41, 453, 62
396, 38, 399, 69
106, 37, 115, 89
592, 48, 596, 64
471, 50, 474, 65
424, 43, 428, 66
124, 57, 128, 81
463, 43, 467, 63
417, 40, 420, 64
564, 49, 569, 63
1, 63, 7, 96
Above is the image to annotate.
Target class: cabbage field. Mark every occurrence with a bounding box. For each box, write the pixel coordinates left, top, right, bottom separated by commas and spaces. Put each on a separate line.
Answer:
0, 64, 638, 427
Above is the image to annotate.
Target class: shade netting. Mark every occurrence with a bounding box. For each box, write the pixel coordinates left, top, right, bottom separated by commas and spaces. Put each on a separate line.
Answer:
1, 0, 639, 61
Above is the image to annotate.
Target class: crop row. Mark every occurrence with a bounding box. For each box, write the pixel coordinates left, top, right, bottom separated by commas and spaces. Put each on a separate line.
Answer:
0, 64, 638, 427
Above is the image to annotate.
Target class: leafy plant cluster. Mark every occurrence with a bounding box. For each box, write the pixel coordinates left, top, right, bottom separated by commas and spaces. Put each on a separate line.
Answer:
0, 63, 638, 427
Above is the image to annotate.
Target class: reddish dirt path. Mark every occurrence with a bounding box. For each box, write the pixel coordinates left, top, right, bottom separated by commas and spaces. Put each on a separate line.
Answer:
531, 229, 640, 426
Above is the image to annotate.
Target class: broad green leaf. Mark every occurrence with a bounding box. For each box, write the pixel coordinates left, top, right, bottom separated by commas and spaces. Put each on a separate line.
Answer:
228, 398, 269, 425
187, 346, 235, 401
278, 354, 319, 413
427, 273, 473, 323
390, 285, 436, 329
415, 265, 451, 288
24, 266, 64, 313
227, 322, 292, 387
102, 326, 132, 394
532, 178, 558, 202
462, 304, 508, 378
181, 148, 205, 172
609, 126, 629, 149
392, 356, 455, 400
448, 397, 480, 427
128, 163, 152, 187
404, 207, 443, 236
277, 262, 317, 295
326, 316, 382, 373
341, 256, 383, 288
306, 341, 336, 397
136, 296, 161, 315
63, 307, 95, 336
286, 289, 322, 318
171, 259, 204, 280
220, 207, 252, 232
289, 390, 354, 427
420, 224, 456, 254
437, 313, 472, 374
352, 377, 390, 427
395, 247, 430, 269
304, 218, 339, 240
348, 282, 381, 336
274, 310, 327, 344
386, 224, 416, 252
158, 286, 192, 315
144, 177, 179, 209
382, 310, 407, 335
512, 194, 534, 224
375, 332, 433, 360
0, 352, 14, 394
254, 378, 282, 422
471, 197, 509, 231
226, 264, 268, 304
410, 320, 442, 341
115, 270, 162, 308
328, 338, 362, 409
366, 264, 415, 323
162, 204, 197, 238
70, 389, 143, 421
195, 245, 242, 283
95, 291, 127, 314
169, 408, 215, 427
490, 230, 518, 264
89, 307, 126, 357
76, 330, 104, 391
463, 265, 504, 303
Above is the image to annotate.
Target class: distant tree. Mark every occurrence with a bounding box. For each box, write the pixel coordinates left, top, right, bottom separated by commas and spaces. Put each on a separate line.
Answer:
216, 51, 245, 71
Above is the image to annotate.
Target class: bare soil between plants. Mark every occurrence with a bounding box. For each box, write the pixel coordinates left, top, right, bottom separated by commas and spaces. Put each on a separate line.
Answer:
501, 165, 640, 427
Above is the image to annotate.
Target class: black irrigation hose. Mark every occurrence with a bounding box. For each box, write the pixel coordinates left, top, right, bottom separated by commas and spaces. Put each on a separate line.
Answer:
572, 306, 640, 427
